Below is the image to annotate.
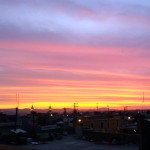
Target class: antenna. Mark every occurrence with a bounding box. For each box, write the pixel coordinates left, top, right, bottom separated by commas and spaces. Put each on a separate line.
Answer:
16, 93, 17, 107
16, 93, 19, 108
18, 93, 19, 108
142, 91, 145, 113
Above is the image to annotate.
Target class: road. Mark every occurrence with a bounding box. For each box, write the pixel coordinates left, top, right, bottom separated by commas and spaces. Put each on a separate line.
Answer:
20, 136, 138, 150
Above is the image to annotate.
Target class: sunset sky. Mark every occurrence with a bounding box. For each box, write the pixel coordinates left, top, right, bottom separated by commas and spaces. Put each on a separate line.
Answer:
0, 0, 150, 110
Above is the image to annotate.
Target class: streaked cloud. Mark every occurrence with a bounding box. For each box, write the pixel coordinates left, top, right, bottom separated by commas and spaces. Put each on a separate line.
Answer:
0, 0, 150, 109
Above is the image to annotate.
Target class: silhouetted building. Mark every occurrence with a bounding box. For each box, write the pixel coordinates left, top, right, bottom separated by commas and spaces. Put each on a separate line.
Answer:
78, 113, 121, 133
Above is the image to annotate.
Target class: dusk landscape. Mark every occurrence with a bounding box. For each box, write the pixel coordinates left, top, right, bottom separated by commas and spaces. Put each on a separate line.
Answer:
0, 0, 150, 150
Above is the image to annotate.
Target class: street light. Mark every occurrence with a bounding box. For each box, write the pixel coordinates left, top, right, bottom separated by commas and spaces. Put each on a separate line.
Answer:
78, 119, 82, 123
31, 105, 36, 141
128, 116, 131, 120
31, 105, 34, 112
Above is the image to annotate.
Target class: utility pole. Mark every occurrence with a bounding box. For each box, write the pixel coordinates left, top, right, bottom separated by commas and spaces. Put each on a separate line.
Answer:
49, 105, 52, 116
96, 103, 99, 112
15, 93, 19, 131
31, 105, 36, 141
74, 103, 78, 115
73, 103, 78, 128
48, 105, 52, 124
124, 106, 128, 112
64, 107, 67, 116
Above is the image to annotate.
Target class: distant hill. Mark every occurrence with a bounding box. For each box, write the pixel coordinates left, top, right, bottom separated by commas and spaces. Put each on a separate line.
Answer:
0, 108, 73, 115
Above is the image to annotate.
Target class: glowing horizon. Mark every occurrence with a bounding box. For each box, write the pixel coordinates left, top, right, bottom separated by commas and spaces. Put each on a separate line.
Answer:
0, 0, 150, 110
